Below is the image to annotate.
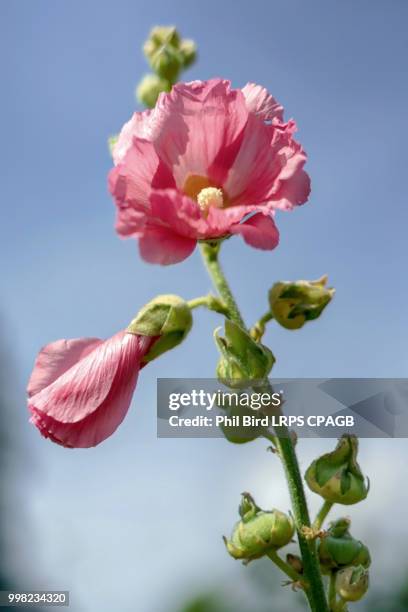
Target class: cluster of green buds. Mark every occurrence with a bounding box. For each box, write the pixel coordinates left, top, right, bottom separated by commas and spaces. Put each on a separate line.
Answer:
305, 435, 369, 505
127, 294, 193, 362
215, 320, 275, 389
137, 26, 197, 107
268, 275, 334, 330
318, 518, 371, 573
224, 493, 294, 562
303, 436, 371, 606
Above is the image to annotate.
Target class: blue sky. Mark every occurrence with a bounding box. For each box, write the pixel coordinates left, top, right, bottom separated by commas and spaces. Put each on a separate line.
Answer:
1, 1, 408, 610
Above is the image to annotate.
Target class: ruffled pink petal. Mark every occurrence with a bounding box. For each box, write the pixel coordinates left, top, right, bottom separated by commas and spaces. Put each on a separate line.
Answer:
152, 79, 249, 187
28, 333, 152, 448
109, 139, 176, 237
146, 189, 259, 243
223, 114, 280, 205
112, 110, 153, 165
242, 83, 284, 122
271, 168, 311, 210
27, 337, 103, 398
230, 212, 280, 250
205, 202, 259, 236
149, 189, 203, 235
225, 117, 309, 209
139, 225, 197, 265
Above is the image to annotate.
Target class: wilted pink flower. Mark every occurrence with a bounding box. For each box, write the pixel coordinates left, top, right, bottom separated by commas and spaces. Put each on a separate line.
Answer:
109, 79, 310, 265
27, 332, 154, 448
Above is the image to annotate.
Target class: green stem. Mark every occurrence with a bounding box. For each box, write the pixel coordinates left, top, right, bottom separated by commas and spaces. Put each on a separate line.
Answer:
328, 572, 337, 610
251, 311, 274, 341
269, 414, 328, 612
187, 294, 229, 316
199, 243, 246, 328
314, 501, 334, 531
199, 242, 329, 612
266, 549, 305, 585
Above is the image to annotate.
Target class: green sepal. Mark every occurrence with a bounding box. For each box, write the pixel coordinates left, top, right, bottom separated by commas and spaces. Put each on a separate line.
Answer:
318, 519, 371, 572
268, 275, 334, 330
305, 435, 369, 505
224, 493, 294, 561
335, 565, 369, 602
214, 320, 275, 389
127, 294, 192, 363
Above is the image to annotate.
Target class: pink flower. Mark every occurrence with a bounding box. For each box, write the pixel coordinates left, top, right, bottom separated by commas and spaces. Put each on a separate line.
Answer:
109, 79, 310, 265
27, 331, 154, 448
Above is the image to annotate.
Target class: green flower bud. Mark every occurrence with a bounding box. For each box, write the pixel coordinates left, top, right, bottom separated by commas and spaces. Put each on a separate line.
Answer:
144, 26, 181, 56
268, 275, 334, 330
219, 397, 266, 444
136, 74, 171, 108
318, 519, 371, 572
142, 26, 194, 84
336, 566, 369, 602
215, 320, 275, 389
305, 435, 369, 505
224, 493, 294, 561
127, 294, 192, 363
150, 46, 182, 83
179, 39, 197, 68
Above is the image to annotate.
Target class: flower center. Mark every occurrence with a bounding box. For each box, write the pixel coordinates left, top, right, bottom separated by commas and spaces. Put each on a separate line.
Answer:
197, 187, 224, 215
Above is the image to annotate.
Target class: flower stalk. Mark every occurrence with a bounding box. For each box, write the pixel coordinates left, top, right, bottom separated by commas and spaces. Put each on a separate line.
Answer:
266, 548, 305, 585
199, 241, 329, 612
187, 294, 229, 316
313, 501, 334, 531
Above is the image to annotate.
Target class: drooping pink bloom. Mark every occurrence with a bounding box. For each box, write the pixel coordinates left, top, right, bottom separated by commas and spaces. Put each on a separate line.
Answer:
27, 332, 154, 448
109, 79, 310, 265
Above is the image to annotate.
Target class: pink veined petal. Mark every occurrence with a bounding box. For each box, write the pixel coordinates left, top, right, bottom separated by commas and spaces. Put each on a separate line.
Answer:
109, 139, 176, 238
112, 109, 153, 165
139, 225, 197, 265
29, 332, 133, 423
152, 79, 249, 188
242, 83, 284, 122
27, 337, 103, 398
29, 367, 135, 449
224, 114, 281, 205
230, 213, 280, 250
149, 189, 203, 236
205, 203, 259, 236
147, 189, 259, 242
271, 168, 311, 210
28, 333, 152, 448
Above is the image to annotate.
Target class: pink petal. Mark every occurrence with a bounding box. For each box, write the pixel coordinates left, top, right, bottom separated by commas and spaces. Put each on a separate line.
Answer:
225, 117, 309, 209
108, 139, 175, 236
139, 225, 197, 265
205, 203, 258, 236
112, 110, 153, 165
242, 83, 284, 122
271, 168, 311, 210
152, 79, 249, 187
224, 114, 280, 205
27, 337, 103, 397
230, 213, 280, 250
28, 333, 151, 448
149, 189, 203, 235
